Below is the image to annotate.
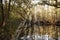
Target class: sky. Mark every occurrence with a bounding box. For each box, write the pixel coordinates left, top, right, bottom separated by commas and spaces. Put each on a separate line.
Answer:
3, 0, 9, 4
58, 0, 60, 2
31, 0, 43, 4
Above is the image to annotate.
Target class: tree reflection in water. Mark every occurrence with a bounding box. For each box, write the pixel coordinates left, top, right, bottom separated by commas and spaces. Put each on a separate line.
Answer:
11, 20, 60, 40
20, 34, 55, 40
12, 24, 60, 40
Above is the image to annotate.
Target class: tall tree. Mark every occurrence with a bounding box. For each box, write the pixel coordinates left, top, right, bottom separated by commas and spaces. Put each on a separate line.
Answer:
7, 0, 11, 19
0, 0, 6, 27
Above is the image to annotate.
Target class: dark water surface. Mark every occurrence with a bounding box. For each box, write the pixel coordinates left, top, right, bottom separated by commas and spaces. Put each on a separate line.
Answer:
12, 23, 60, 40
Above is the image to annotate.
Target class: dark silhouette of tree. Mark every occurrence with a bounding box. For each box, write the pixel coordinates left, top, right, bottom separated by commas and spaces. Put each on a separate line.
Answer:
7, 0, 11, 19
0, 0, 6, 27
43, 0, 60, 8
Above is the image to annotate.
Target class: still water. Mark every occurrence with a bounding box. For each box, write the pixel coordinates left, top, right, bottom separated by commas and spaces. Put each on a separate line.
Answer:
12, 22, 60, 40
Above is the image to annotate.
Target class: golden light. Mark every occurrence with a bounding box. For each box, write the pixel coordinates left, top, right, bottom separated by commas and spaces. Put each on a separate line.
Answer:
31, 0, 40, 4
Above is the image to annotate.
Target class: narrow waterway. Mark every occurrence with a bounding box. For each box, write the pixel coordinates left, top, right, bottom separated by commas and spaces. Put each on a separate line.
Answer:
12, 20, 60, 40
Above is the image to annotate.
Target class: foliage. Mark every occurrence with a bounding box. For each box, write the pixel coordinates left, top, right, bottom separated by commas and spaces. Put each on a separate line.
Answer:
0, 0, 60, 40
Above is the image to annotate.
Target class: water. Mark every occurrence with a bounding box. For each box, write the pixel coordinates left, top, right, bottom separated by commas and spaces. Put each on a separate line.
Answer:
11, 20, 60, 40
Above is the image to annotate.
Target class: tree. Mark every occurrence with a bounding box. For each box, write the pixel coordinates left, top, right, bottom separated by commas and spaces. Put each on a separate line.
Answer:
0, 0, 6, 27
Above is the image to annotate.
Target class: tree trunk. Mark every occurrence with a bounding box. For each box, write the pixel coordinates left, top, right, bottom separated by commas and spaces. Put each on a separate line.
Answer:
0, 0, 6, 27
7, 0, 11, 19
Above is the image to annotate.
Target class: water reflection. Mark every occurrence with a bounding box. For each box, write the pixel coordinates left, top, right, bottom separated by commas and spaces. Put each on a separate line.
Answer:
11, 20, 60, 40
14, 25, 60, 40
20, 34, 55, 40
